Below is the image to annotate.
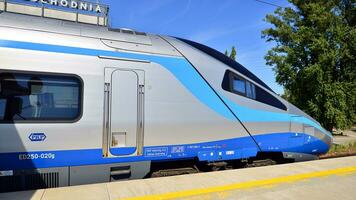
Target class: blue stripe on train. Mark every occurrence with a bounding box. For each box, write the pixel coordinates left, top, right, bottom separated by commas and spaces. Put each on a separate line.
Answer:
0, 39, 332, 137
0, 133, 329, 170
0, 39, 235, 120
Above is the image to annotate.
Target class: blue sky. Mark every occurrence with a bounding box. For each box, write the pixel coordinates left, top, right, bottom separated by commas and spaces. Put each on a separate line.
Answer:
100, 0, 290, 94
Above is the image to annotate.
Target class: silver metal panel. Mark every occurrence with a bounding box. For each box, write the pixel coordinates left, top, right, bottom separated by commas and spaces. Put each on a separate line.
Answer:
0, 12, 81, 35
150, 35, 181, 56
0, 26, 108, 52
82, 27, 152, 45
316, 128, 333, 146
101, 39, 153, 52
288, 103, 319, 124
69, 161, 150, 185
290, 117, 304, 134
244, 122, 290, 135
304, 125, 315, 137
70, 164, 109, 185
101, 35, 181, 56
246, 121, 330, 146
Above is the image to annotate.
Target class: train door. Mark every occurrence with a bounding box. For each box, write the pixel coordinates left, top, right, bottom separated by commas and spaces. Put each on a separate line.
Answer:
103, 68, 144, 157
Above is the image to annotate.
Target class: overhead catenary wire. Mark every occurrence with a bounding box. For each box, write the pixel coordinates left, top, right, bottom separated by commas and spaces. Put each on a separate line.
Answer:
255, 0, 285, 8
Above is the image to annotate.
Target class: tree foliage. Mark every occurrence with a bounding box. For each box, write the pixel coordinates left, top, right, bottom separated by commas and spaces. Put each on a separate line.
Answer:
230, 46, 237, 60
225, 46, 237, 60
262, 0, 356, 131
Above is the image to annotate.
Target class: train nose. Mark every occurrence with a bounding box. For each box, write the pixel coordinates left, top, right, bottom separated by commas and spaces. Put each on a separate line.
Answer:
326, 133, 333, 147
322, 131, 333, 153
314, 128, 333, 154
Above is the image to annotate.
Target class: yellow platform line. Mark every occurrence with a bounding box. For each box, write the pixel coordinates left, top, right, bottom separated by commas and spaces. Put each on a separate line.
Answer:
122, 166, 356, 200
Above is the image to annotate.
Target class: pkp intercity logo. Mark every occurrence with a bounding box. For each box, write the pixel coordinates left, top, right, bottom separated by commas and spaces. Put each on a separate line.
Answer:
29, 133, 47, 142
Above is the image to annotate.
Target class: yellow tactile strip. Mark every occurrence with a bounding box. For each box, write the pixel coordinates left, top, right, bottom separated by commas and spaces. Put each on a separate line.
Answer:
122, 166, 356, 200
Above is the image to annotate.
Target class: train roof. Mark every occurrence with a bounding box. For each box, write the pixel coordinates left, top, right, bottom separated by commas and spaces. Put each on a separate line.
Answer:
0, 1, 274, 93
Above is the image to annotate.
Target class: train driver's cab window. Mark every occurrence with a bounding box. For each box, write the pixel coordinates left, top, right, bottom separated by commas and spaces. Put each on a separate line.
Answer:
222, 70, 287, 110
0, 72, 82, 122
246, 82, 256, 99
232, 77, 246, 95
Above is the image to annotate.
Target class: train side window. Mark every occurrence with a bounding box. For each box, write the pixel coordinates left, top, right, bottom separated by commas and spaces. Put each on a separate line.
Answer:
246, 82, 256, 99
0, 71, 82, 123
222, 70, 287, 110
232, 76, 246, 95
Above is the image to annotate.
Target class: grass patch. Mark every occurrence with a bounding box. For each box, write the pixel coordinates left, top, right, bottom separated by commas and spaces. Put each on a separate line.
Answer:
320, 141, 356, 158
328, 141, 356, 153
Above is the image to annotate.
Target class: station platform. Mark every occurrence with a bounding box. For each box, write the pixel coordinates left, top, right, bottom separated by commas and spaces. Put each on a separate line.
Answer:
1, 156, 356, 200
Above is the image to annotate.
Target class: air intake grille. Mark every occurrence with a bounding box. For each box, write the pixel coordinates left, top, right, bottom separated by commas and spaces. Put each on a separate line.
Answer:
0, 172, 59, 193
26, 172, 59, 190
0, 175, 22, 193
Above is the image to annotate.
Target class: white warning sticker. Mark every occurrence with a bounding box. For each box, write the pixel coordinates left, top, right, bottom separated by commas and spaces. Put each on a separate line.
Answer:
0, 170, 13, 176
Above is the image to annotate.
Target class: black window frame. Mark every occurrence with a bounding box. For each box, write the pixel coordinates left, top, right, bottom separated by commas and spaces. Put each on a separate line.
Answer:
0, 70, 84, 124
222, 70, 287, 111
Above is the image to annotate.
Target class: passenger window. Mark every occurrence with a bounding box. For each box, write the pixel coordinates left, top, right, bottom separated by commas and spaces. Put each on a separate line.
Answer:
246, 82, 256, 99
232, 77, 245, 94
0, 72, 82, 122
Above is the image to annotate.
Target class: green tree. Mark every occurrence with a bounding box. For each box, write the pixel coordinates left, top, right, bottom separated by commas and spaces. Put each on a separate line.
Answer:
224, 46, 237, 60
224, 49, 229, 56
262, 0, 356, 131
230, 46, 237, 60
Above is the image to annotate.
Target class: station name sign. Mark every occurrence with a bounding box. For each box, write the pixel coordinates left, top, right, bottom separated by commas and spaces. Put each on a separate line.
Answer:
25, 0, 107, 14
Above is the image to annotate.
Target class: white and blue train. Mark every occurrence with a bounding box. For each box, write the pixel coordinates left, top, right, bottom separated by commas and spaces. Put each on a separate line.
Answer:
0, 0, 332, 192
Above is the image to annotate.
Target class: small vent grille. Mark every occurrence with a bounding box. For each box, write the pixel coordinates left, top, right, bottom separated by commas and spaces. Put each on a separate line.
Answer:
108, 28, 147, 36
135, 31, 147, 36
121, 29, 134, 34
0, 172, 59, 193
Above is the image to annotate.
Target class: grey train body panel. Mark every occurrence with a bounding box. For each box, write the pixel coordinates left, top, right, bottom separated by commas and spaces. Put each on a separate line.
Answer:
163, 36, 332, 146
0, 11, 332, 192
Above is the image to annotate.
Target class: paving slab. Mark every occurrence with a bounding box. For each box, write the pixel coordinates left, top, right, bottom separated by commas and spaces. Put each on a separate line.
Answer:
1, 156, 356, 200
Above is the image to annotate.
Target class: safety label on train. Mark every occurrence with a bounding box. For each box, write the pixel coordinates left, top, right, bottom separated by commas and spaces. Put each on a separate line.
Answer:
144, 147, 168, 157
